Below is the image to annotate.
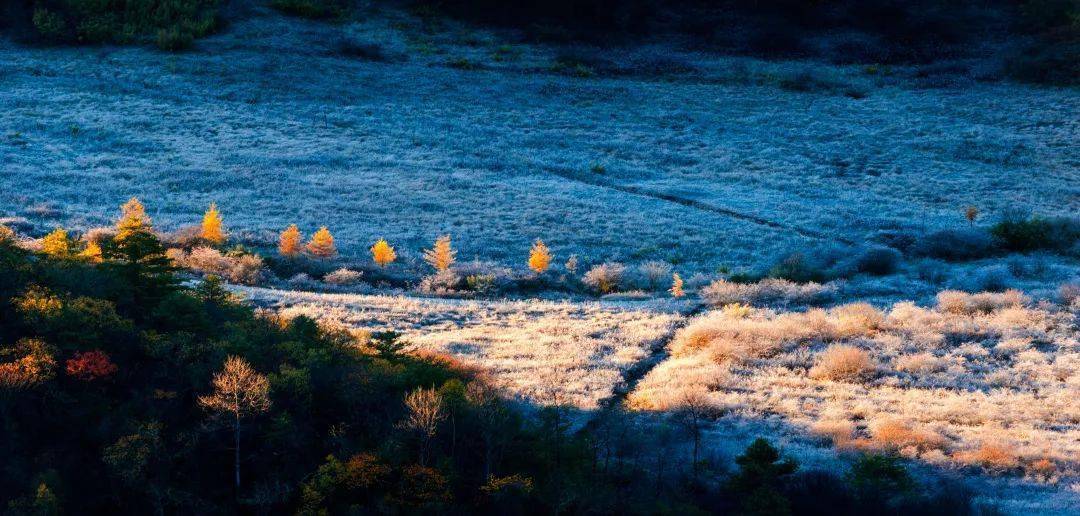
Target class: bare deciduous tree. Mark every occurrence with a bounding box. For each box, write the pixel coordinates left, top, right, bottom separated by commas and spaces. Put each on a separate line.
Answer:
198, 356, 271, 490
403, 387, 446, 466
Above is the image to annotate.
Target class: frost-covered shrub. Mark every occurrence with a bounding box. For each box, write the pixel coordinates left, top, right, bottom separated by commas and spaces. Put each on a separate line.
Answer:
1059, 282, 1080, 305
701, 278, 835, 307
809, 345, 875, 382
168, 246, 265, 285
465, 274, 496, 294
324, 268, 364, 286
632, 260, 673, 290
849, 246, 902, 276
912, 228, 997, 261
766, 252, 828, 283
935, 289, 1028, 315
950, 264, 1014, 293
914, 259, 948, 285
895, 352, 946, 374
582, 262, 626, 294
418, 269, 464, 295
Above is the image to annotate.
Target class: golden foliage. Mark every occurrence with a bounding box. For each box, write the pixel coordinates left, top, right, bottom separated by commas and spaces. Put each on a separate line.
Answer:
278, 224, 303, 257
0, 339, 56, 390
41, 228, 73, 258
306, 227, 337, 258
423, 235, 456, 272
527, 239, 552, 274
80, 240, 103, 263
201, 203, 226, 245
370, 238, 397, 267
116, 197, 151, 239
0, 225, 15, 243
669, 273, 685, 298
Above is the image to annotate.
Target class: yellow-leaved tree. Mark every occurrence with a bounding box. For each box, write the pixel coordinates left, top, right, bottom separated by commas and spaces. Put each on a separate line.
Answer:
528, 239, 552, 274
80, 240, 103, 263
116, 197, 151, 240
423, 235, 456, 272
371, 238, 397, 267
41, 228, 73, 258
201, 203, 226, 245
306, 227, 337, 258
278, 224, 303, 257
670, 273, 685, 298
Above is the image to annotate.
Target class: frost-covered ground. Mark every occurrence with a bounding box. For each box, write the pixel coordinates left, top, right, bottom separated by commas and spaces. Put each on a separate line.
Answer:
3, 5, 1078, 512
235, 285, 685, 409
1, 8, 1077, 273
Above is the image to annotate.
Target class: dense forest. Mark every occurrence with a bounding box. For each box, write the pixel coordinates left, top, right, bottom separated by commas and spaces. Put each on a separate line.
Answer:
0, 203, 988, 513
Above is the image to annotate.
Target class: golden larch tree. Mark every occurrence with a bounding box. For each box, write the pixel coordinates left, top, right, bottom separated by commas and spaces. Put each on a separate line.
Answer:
198, 356, 271, 489
41, 228, 73, 258
201, 203, 226, 245
278, 224, 303, 257
306, 226, 337, 258
423, 235, 456, 272
965, 206, 979, 226
670, 273, 685, 298
528, 239, 552, 274
80, 240, 103, 263
371, 238, 397, 267
116, 197, 151, 240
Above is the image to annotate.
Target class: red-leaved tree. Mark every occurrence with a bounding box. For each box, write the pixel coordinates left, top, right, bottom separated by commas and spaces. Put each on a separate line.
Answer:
65, 350, 118, 381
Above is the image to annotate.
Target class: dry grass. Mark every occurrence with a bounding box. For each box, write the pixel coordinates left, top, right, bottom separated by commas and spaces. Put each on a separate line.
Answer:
809, 345, 875, 382
631, 290, 1080, 481
236, 285, 681, 410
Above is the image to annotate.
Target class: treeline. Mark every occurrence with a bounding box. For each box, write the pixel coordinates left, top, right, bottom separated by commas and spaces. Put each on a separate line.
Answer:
0, 200, 988, 514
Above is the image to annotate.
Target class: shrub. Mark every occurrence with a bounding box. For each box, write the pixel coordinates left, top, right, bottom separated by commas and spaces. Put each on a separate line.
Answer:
418, 269, 464, 295
767, 252, 828, 283
582, 262, 625, 294
701, 278, 835, 307
935, 289, 1028, 314
324, 268, 363, 286
850, 246, 901, 276
990, 215, 1080, 252
168, 246, 265, 285
955, 443, 1019, 473
809, 345, 875, 382
634, 260, 672, 290
912, 228, 997, 261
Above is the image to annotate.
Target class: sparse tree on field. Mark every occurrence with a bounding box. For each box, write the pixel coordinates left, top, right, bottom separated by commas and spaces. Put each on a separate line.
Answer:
402, 387, 445, 466
198, 356, 271, 490
278, 224, 303, 257
371, 238, 397, 267
965, 206, 979, 226
564, 255, 578, 275
670, 273, 685, 298
528, 239, 552, 274
202, 203, 226, 245
116, 197, 151, 240
41, 228, 73, 258
423, 235, 456, 272
306, 226, 337, 258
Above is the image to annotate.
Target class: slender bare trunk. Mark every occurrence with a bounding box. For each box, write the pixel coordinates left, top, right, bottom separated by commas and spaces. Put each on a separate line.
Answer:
234, 415, 241, 490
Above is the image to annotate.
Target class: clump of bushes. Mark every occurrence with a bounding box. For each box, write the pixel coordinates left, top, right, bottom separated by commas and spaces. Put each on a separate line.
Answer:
990, 214, 1080, 253
25, 0, 219, 50
809, 344, 876, 382
167, 246, 265, 285
912, 228, 997, 261
701, 278, 836, 307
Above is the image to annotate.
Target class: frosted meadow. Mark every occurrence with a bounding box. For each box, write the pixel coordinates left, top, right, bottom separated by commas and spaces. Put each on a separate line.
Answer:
2, 3, 1079, 514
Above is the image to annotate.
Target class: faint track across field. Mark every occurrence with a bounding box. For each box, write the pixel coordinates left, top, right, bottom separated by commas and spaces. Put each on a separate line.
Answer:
544, 167, 856, 245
